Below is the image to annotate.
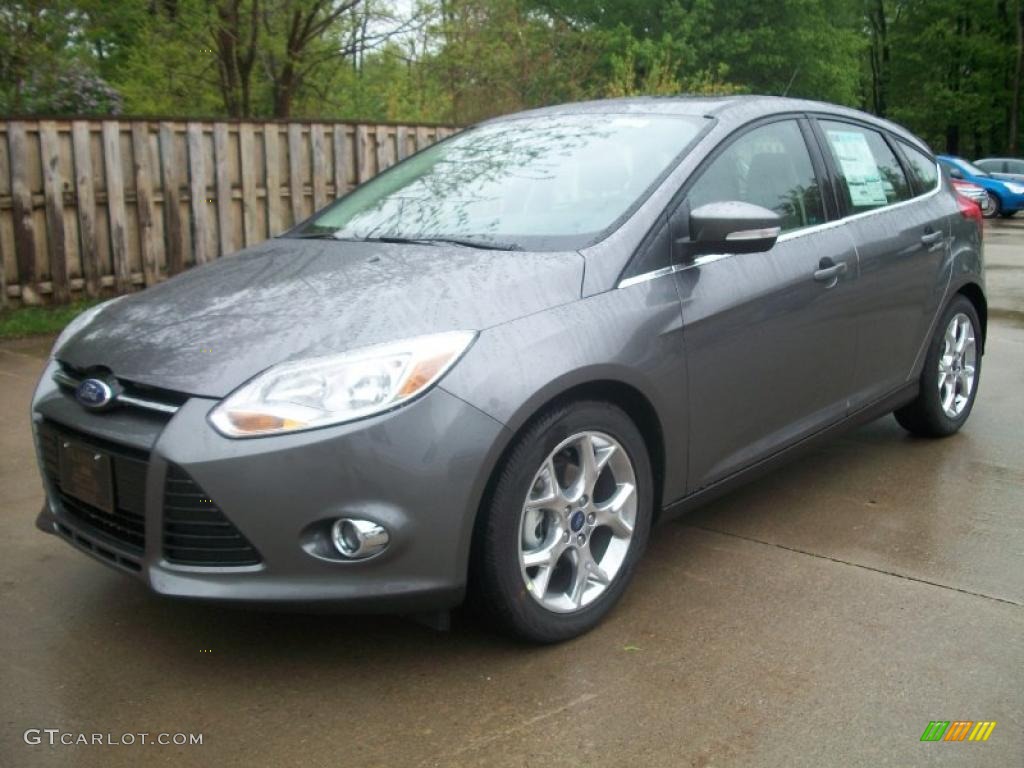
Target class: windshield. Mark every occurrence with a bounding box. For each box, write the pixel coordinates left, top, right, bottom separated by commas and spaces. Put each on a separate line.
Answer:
293, 114, 708, 250
956, 158, 990, 177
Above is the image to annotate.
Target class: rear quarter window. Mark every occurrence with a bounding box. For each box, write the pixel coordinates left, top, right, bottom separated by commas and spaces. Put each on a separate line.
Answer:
898, 142, 939, 195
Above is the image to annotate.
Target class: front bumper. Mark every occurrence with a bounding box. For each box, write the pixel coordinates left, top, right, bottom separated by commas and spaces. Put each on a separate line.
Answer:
32, 360, 509, 612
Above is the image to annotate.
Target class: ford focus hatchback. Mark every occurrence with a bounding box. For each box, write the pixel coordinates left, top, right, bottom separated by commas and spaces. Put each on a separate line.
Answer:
32, 96, 986, 642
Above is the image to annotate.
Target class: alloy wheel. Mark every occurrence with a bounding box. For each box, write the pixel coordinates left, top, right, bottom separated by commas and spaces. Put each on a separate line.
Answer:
938, 312, 977, 418
518, 431, 637, 613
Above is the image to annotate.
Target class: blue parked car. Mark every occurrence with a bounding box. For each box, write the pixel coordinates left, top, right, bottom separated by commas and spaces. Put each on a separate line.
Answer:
938, 155, 1024, 218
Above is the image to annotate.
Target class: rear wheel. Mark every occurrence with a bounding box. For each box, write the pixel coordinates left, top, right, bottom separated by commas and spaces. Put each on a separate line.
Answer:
894, 295, 981, 437
472, 401, 653, 642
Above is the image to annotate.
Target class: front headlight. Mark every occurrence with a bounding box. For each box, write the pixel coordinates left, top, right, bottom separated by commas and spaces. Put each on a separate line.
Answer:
208, 330, 477, 438
1005, 182, 1024, 194
50, 296, 123, 359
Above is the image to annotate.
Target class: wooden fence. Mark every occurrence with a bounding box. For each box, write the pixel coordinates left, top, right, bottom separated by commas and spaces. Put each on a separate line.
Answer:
0, 118, 458, 306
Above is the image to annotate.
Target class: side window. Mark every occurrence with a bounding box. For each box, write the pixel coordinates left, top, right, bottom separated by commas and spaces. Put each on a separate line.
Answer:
819, 121, 912, 211
1008, 160, 1024, 174
899, 142, 939, 195
688, 120, 825, 232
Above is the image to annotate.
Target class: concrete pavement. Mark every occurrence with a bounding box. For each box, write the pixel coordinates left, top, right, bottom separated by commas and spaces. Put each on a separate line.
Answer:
1, 219, 1022, 767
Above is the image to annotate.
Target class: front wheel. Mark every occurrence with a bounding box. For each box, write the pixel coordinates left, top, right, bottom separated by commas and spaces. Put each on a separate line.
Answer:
894, 295, 982, 437
982, 192, 1000, 218
472, 401, 653, 642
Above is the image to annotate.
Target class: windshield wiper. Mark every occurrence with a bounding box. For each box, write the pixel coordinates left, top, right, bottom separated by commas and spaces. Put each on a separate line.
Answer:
360, 235, 523, 251
287, 232, 523, 251
289, 231, 340, 240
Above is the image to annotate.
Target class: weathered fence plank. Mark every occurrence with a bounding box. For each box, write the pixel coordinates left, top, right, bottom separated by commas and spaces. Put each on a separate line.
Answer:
102, 121, 130, 294
158, 122, 185, 276
39, 121, 70, 303
0, 143, 8, 307
264, 123, 283, 238
71, 122, 100, 298
213, 123, 234, 257
287, 123, 304, 225
332, 125, 347, 197
356, 125, 371, 184
187, 123, 210, 265
311, 123, 327, 211
239, 123, 258, 246
131, 122, 161, 287
1, 118, 456, 304
8, 122, 39, 304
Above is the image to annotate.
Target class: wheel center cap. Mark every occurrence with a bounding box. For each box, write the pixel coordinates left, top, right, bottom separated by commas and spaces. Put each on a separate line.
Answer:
570, 510, 586, 532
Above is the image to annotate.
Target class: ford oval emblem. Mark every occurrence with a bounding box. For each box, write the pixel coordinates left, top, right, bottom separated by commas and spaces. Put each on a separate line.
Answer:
75, 378, 115, 410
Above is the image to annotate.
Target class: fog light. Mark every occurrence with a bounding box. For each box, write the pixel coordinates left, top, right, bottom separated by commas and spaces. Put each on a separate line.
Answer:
331, 518, 389, 559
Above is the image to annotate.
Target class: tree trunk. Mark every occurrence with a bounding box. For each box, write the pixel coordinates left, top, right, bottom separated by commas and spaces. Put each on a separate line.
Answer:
1011, 0, 1024, 153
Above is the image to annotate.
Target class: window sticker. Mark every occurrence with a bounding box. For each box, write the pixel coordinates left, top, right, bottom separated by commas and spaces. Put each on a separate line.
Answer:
826, 129, 889, 207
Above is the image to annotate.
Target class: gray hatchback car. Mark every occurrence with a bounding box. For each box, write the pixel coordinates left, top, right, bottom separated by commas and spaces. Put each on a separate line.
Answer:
32, 96, 986, 642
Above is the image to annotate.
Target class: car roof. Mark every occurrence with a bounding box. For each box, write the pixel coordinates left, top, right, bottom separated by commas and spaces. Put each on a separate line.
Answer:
480, 95, 932, 153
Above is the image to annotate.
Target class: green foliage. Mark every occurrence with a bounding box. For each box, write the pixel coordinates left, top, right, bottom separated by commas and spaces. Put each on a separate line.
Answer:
0, 0, 1021, 154
0, 299, 100, 339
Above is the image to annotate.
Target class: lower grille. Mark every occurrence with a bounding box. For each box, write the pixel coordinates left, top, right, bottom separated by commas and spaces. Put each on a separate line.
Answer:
38, 422, 147, 554
163, 464, 261, 566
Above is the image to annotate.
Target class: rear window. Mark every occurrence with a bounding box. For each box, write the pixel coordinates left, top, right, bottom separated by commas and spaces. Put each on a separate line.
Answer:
819, 121, 912, 211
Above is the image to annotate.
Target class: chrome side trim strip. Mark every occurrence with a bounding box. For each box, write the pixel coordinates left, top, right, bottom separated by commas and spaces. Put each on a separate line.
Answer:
617, 265, 681, 289
52, 370, 181, 415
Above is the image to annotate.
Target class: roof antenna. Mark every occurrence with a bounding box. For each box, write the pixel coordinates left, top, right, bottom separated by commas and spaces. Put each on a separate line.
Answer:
782, 67, 799, 97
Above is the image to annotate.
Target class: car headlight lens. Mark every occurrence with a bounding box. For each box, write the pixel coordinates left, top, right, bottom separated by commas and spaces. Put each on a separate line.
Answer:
50, 297, 123, 359
209, 330, 476, 438
1005, 182, 1024, 194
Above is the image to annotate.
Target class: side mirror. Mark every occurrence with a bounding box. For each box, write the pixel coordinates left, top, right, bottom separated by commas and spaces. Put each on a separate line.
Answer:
686, 201, 781, 258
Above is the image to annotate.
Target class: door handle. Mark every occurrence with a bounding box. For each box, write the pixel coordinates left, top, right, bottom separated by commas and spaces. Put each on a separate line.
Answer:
813, 258, 848, 285
921, 230, 944, 245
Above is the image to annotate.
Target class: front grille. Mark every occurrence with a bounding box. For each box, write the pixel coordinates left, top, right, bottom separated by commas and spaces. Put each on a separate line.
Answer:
38, 422, 147, 554
54, 362, 186, 418
163, 464, 262, 566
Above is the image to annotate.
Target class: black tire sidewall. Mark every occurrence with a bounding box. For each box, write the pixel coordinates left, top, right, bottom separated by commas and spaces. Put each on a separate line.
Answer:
477, 401, 654, 643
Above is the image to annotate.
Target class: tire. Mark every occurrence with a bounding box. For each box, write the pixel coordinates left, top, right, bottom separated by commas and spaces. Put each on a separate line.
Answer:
894, 295, 982, 437
471, 400, 653, 643
982, 192, 1000, 219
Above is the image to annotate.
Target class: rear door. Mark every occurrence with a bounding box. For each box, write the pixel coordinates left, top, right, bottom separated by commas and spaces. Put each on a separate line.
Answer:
810, 118, 951, 408
672, 117, 861, 492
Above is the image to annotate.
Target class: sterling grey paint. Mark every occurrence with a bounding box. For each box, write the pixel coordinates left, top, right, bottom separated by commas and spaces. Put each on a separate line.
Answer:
32, 96, 985, 613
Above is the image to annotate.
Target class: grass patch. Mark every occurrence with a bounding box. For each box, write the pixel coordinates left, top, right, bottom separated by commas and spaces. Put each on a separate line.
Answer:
0, 299, 102, 340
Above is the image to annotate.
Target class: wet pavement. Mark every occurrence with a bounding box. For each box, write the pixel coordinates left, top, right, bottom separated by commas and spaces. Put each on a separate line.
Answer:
2, 219, 1022, 767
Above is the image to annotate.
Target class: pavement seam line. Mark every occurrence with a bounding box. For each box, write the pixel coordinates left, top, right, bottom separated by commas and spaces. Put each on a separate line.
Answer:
688, 524, 1024, 608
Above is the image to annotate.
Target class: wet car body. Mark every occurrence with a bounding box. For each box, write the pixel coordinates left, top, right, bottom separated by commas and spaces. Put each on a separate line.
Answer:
31, 96, 985, 624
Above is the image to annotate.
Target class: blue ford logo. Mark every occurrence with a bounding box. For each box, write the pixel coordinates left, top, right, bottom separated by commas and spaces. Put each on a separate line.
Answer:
75, 378, 115, 410
570, 510, 586, 532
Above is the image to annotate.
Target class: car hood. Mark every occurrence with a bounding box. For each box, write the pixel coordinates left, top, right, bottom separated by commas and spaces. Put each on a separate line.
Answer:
58, 238, 584, 398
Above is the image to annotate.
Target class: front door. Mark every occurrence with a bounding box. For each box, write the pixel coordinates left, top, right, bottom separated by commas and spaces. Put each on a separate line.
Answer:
672, 118, 861, 492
